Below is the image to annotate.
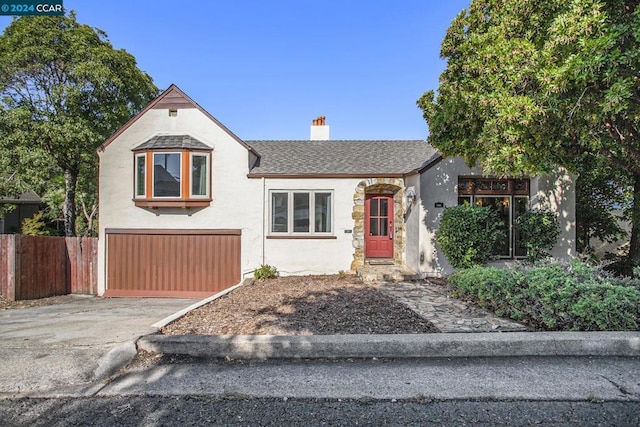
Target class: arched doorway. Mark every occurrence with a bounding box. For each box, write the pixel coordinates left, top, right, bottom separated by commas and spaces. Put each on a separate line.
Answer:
351, 178, 406, 270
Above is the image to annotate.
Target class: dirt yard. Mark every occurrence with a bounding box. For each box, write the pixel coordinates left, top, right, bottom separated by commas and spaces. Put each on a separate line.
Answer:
162, 274, 438, 335
0, 295, 79, 310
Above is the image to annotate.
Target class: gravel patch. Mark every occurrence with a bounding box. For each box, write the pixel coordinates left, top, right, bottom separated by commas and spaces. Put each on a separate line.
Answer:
161, 275, 438, 335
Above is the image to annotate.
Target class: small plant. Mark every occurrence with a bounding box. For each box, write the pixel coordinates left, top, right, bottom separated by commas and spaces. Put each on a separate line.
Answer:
337, 270, 347, 279
21, 212, 52, 236
515, 209, 559, 262
436, 204, 505, 268
254, 264, 278, 280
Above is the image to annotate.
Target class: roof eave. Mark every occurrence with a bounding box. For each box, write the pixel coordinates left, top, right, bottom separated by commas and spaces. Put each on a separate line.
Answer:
97, 84, 259, 158
417, 153, 444, 174
247, 173, 406, 179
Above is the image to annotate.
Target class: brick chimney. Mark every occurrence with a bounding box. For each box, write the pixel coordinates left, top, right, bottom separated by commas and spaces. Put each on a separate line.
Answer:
310, 116, 329, 140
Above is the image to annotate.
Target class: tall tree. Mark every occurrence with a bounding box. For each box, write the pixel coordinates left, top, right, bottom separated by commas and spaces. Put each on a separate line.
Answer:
574, 153, 629, 253
418, 0, 640, 264
0, 12, 158, 236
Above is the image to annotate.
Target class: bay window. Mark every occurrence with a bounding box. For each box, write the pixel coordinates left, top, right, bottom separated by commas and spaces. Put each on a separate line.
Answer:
133, 150, 211, 208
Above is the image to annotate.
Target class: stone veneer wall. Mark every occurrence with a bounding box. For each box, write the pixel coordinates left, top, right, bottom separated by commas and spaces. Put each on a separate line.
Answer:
351, 178, 406, 270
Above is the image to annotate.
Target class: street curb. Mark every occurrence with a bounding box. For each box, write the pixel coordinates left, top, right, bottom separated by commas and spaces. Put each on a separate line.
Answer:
138, 331, 640, 359
94, 341, 138, 380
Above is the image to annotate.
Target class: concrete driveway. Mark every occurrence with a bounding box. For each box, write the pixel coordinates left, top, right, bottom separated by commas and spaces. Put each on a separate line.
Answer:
0, 296, 195, 397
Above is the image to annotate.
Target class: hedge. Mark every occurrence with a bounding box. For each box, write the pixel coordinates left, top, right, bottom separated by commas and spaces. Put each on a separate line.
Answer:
448, 262, 640, 331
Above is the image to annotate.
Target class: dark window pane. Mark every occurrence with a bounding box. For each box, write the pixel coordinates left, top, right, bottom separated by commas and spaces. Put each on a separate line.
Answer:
153, 153, 181, 197
136, 155, 145, 197
293, 193, 309, 232
271, 193, 288, 233
370, 198, 378, 216
380, 198, 388, 217
477, 181, 491, 191
369, 218, 379, 236
458, 196, 471, 206
380, 219, 388, 236
491, 181, 507, 191
476, 196, 510, 257
315, 193, 332, 233
191, 155, 207, 196
514, 197, 529, 257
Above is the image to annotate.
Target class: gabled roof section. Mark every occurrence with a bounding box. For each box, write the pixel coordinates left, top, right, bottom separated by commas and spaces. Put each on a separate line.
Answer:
1, 189, 41, 204
246, 140, 439, 177
97, 84, 256, 154
132, 135, 211, 151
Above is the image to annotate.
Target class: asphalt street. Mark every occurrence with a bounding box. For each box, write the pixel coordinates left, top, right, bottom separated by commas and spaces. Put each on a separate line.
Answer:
3, 354, 639, 424
1, 396, 638, 426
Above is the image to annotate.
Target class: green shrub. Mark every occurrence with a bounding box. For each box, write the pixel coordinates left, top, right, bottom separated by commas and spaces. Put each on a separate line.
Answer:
515, 209, 559, 262
602, 255, 636, 277
21, 212, 52, 236
254, 264, 278, 280
448, 261, 640, 331
448, 267, 523, 318
436, 204, 506, 268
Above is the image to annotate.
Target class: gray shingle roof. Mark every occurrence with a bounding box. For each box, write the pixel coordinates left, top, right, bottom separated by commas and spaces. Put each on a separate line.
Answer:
1, 189, 41, 204
246, 140, 440, 176
133, 135, 211, 151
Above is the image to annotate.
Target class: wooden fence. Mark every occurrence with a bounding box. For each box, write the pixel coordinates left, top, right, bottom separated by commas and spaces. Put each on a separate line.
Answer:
0, 235, 97, 301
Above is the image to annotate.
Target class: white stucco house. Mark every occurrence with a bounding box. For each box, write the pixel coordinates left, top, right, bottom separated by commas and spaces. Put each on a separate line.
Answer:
97, 85, 575, 297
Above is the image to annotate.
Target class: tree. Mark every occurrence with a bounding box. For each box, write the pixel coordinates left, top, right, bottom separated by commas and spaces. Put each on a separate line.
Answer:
514, 208, 560, 262
418, 0, 640, 264
0, 12, 158, 236
574, 152, 630, 254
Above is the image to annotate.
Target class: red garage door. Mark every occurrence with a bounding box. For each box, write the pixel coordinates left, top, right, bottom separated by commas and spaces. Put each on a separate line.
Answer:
105, 229, 241, 298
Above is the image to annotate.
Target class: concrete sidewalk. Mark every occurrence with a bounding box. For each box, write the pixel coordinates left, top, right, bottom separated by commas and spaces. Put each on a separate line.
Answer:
0, 296, 195, 397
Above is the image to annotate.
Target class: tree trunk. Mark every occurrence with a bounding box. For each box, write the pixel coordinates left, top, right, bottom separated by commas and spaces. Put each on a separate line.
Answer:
63, 168, 78, 237
628, 174, 640, 265
583, 223, 590, 254
81, 198, 98, 237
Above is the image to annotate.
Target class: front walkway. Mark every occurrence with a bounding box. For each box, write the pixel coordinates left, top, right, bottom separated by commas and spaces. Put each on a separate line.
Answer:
376, 280, 528, 333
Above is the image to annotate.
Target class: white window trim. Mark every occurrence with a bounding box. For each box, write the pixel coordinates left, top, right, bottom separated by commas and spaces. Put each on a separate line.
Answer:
134, 153, 146, 198
152, 152, 182, 199
189, 152, 211, 198
269, 190, 334, 236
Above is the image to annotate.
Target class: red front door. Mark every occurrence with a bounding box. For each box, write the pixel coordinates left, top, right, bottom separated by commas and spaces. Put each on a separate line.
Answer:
365, 194, 394, 258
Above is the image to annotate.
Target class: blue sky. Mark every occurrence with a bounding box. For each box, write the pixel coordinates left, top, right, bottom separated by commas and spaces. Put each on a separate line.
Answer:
1, 0, 470, 140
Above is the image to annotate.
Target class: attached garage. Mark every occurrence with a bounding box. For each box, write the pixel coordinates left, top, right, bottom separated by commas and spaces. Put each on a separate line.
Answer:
104, 229, 241, 298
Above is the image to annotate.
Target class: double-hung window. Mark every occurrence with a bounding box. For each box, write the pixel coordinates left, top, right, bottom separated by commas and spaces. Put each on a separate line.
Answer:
270, 190, 333, 235
458, 177, 530, 258
132, 135, 212, 208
